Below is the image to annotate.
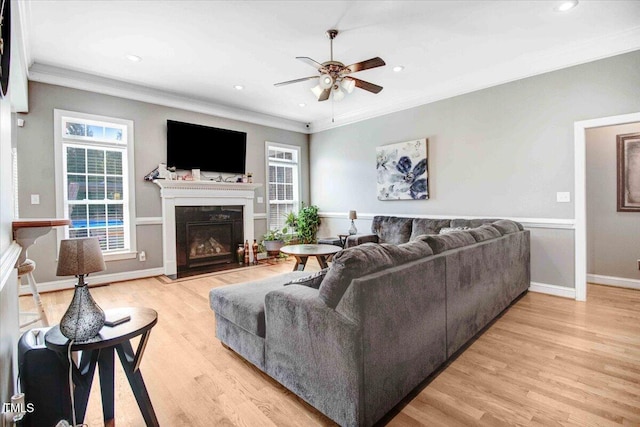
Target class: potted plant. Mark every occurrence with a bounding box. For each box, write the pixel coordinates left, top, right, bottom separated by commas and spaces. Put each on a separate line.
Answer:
284, 211, 298, 231
260, 226, 291, 255
296, 203, 321, 244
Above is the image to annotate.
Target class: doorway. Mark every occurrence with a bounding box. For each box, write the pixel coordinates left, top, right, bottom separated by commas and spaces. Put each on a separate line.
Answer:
574, 111, 640, 301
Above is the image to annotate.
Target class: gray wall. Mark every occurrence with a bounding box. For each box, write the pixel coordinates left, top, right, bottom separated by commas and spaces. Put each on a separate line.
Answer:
16, 81, 309, 284
586, 122, 640, 281
310, 50, 640, 289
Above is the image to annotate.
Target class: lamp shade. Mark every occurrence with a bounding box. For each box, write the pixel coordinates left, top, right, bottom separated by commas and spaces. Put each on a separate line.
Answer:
57, 237, 106, 276
348, 210, 357, 220
341, 78, 356, 94
319, 73, 334, 89
311, 84, 324, 99
333, 86, 345, 102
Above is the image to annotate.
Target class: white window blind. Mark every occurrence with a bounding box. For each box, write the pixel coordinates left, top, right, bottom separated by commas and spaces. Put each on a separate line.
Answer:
266, 143, 300, 231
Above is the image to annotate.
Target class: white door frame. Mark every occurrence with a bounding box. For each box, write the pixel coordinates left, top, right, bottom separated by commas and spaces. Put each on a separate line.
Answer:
574, 111, 640, 301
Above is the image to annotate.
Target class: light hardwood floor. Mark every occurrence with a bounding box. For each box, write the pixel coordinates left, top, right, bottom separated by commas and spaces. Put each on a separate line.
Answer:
20, 259, 640, 426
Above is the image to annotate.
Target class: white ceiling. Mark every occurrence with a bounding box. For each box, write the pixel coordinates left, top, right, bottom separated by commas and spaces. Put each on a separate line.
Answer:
21, 0, 640, 133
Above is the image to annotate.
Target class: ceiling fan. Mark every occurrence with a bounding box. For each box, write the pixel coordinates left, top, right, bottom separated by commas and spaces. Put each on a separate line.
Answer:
274, 29, 386, 102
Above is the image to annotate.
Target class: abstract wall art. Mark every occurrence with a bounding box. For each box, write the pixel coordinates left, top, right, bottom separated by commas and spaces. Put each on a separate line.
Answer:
376, 138, 428, 200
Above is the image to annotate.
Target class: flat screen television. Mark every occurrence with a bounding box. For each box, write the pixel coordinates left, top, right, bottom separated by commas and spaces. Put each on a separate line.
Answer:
166, 120, 247, 174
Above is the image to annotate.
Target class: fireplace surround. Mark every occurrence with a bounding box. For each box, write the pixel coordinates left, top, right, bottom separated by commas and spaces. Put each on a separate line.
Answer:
155, 180, 261, 279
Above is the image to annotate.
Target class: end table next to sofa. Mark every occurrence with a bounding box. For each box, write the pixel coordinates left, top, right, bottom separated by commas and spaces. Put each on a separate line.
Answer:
44, 307, 159, 427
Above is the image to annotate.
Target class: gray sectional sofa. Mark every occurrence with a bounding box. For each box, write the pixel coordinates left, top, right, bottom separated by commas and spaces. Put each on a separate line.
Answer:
209, 216, 530, 427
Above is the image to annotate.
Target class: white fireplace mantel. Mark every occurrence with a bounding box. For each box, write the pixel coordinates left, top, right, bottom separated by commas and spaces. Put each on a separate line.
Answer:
154, 180, 262, 277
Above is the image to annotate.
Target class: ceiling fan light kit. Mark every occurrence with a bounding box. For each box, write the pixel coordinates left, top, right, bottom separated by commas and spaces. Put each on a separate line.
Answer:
275, 29, 386, 103
319, 74, 334, 89
341, 78, 356, 94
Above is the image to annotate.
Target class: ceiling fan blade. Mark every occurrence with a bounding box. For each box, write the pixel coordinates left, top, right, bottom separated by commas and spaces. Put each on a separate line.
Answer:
296, 56, 326, 71
345, 57, 386, 73
351, 77, 383, 94
318, 88, 331, 101
274, 76, 319, 87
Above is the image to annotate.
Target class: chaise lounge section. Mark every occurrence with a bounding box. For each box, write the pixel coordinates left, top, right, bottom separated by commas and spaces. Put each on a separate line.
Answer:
209, 217, 530, 426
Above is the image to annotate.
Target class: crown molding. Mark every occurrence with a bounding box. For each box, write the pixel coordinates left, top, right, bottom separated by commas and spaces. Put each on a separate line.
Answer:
28, 63, 310, 134
25, 23, 640, 135
310, 26, 640, 133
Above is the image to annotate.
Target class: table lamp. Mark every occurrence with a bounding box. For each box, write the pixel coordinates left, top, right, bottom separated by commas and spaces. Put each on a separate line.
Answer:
348, 210, 358, 235
56, 237, 106, 341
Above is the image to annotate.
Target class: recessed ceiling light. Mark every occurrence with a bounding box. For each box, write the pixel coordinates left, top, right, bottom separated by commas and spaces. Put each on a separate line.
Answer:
554, 0, 578, 12
393, 66, 405, 72
299, 103, 306, 107
234, 85, 244, 90
125, 54, 142, 62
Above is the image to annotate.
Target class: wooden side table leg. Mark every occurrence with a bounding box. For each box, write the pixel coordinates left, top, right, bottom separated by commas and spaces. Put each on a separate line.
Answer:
73, 349, 100, 424
293, 255, 308, 271
116, 340, 159, 427
316, 255, 330, 269
98, 347, 116, 423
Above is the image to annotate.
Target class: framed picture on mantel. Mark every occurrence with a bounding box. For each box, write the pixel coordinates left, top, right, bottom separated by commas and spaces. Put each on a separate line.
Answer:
617, 132, 640, 212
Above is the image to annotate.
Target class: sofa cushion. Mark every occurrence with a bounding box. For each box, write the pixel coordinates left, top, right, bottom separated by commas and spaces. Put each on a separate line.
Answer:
424, 230, 476, 254
372, 216, 413, 244
384, 239, 434, 260
492, 219, 523, 234
319, 240, 435, 308
319, 243, 396, 308
468, 224, 502, 242
450, 218, 501, 229
410, 218, 452, 240
285, 268, 328, 289
209, 271, 309, 337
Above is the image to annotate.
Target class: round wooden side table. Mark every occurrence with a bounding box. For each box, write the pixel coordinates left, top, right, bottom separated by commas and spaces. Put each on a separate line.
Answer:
45, 307, 159, 427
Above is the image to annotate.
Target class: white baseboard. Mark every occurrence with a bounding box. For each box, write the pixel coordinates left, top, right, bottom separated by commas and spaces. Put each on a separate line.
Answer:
19, 267, 165, 296
529, 281, 576, 299
587, 274, 640, 291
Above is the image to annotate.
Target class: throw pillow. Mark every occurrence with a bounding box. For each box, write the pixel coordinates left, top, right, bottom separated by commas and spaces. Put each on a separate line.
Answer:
424, 230, 476, 254
285, 268, 328, 289
450, 218, 501, 229
468, 224, 502, 242
492, 219, 523, 235
439, 226, 470, 235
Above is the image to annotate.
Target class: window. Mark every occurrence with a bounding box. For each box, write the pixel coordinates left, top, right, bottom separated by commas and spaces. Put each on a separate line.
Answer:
266, 142, 300, 231
54, 110, 137, 260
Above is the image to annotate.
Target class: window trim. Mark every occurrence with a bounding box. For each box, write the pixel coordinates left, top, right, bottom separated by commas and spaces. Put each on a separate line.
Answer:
54, 109, 137, 261
264, 141, 301, 231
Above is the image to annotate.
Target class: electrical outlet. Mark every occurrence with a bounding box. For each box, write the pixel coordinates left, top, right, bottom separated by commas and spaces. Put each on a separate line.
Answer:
257, 196, 263, 203
139, 251, 146, 262
556, 192, 571, 203
30, 194, 40, 205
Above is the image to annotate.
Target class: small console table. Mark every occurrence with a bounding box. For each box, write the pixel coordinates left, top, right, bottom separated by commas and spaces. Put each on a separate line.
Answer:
12, 218, 70, 266
12, 218, 70, 328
